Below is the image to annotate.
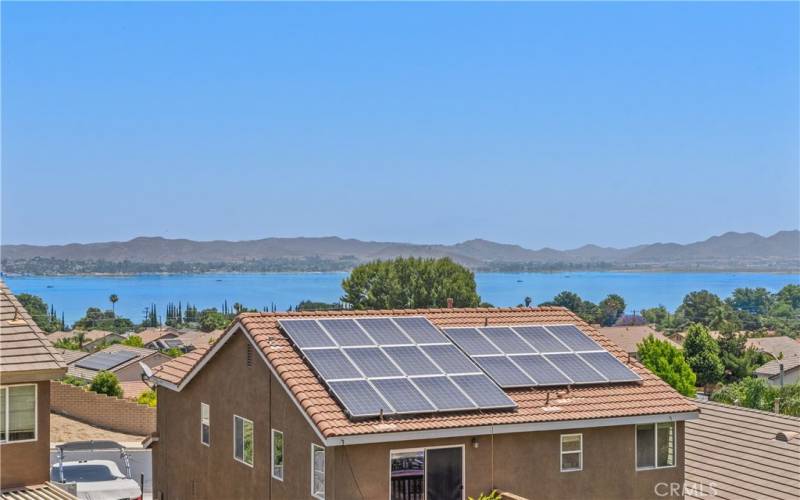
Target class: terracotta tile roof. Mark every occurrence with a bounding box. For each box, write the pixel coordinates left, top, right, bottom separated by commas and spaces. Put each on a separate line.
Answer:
155, 308, 698, 438
0, 483, 78, 499
136, 327, 179, 345
685, 400, 800, 500
597, 325, 680, 354
0, 280, 66, 377
47, 330, 120, 343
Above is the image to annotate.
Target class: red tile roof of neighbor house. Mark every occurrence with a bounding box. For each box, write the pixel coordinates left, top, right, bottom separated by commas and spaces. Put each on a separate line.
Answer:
0, 280, 66, 381
597, 325, 680, 354
154, 307, 698, 439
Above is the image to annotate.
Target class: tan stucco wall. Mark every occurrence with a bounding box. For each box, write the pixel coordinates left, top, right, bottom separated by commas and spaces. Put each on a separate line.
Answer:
154, 329, 325, 500
154, 329, 685, 500
332, 423, 684, 500
0, 381, 51, 489
115, 353, 171, 383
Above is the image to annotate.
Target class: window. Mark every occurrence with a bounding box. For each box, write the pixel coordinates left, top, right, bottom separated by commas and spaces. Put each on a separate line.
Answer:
311, 444, 325, 499
233, 415, 253, 466
0, 385, 37, 444
271, 429, 284, 481
637, 422, 675, 469
560, 434, 582, 472
200, 403, 210, 446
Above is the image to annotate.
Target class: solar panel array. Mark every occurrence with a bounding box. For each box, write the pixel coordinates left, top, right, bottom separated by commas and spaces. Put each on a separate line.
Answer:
278, 317, 516, 418
74, 350, 138, 371
442, 324, 640, 388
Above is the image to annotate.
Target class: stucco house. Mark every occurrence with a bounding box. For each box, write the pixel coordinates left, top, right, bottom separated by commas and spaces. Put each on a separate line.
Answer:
754, 354, 800, 387
65, 343, 171, 398
0, 280, 73, 497
597, 325, 681, 360
151, 307, 698, 500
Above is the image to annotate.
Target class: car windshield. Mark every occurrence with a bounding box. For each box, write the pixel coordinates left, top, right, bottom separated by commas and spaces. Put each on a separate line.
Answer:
52, 463, 123, 483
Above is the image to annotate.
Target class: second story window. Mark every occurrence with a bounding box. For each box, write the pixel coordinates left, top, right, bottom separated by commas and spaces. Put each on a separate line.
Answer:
637, 422, 675, 469
311, 444, 325, 499
234, 415, 254, 466
0, 384, 37, 444
560, 433, 582, 472
272, 429, 284, 481
200, 403, 210, 446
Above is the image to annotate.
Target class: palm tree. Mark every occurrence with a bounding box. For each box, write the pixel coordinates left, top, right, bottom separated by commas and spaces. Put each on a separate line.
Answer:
109, 294, 119, 316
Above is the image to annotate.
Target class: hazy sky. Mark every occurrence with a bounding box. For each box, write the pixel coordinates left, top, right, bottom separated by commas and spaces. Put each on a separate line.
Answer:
2, 2, 798, 249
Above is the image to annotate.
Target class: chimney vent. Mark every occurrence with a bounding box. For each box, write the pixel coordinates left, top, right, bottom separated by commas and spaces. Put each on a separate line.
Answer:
447, 298, 454, 309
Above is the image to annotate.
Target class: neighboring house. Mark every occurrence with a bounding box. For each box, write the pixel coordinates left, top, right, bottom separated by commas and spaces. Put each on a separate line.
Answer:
177, 329, 221, 350
598, 325, 680, 360
66, 344, 171, 386
613, 314, 648, 327
754, 354, 800, 386
0, 280, 70, 494
745, 336, 800, 360
685, 400, 800, 499
136, 327, 180, 349
47, 330, 125, 352
151, 307, 698, 500
53, 349, 89, 365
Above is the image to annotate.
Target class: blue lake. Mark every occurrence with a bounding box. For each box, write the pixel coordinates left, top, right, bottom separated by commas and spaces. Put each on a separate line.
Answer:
4, 272, 799, 324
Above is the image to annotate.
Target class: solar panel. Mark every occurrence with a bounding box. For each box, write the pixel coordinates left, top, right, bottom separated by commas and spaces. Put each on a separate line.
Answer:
510, 355, 572, 385
443, 323, 640, 388
420, 344, 479, 374
277, 316, 516, 419
372, 378, 435, 413
451, 374, 517, 408
355, 318, 412, 345
412, 377, 476, 411
512, 326, 567, 353
579, 352, 641, 382
75, 350, 137, 371
319, 319, 374, 346
279, 320, 335, 348
544, 353, 607, 384
303, 349, 361, 380
478, 327, 535, 354
344, 348, 402, 378
392, 317, 446, 344
444, 328, 501, 355
545, 325, 602, 351
383, 346, 442, 376
328, 380, 391, 418
473, 356, 534, 387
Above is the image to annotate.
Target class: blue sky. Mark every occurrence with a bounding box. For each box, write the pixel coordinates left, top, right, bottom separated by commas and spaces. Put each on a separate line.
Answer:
2, 2, 798, 249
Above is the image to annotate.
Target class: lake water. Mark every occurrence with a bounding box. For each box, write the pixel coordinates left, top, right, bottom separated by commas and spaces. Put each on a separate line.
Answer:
4, 272, 798, 324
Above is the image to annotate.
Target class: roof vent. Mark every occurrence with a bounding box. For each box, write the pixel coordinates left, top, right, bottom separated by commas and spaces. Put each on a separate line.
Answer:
246, 345, 253, 367
447, 298, 454, 309
775, 431, 799, 443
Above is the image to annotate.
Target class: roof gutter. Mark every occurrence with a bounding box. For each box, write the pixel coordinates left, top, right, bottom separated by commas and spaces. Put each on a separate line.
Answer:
324, 411, 699, 447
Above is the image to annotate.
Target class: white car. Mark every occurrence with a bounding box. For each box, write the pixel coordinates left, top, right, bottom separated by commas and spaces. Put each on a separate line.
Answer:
52, 441, 142, 500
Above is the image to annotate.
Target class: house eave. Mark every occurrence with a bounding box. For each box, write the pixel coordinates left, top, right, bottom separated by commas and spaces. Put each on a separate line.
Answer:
1, 368, 67, 384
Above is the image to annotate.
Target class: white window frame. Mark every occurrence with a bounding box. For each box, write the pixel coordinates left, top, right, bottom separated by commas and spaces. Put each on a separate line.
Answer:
271, 428, 284, 481
233, 415, 254, 467
200, 402, 210, 447
0, 384, 38, 445
388, 444, 466, 500
560, 433, 583, 472
635, 421, 677, 471
311, 443, 325, 500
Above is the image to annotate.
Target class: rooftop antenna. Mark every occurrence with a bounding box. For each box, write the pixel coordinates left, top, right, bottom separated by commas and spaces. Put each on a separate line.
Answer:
484, 317, 489, 327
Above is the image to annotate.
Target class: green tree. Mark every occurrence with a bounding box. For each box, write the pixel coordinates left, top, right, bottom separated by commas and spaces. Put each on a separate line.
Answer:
540, 291, 600, 324
637, 335, 696, 397
717, 330, 769, 382
341, 257, 480, 310
89, 371, 123, 398
121, 335, 144, 348
641, 305, 669, 326
73, 331, 87, 349
74, 307, 134, 333
162, 347, 183, 358
198, 308, 230, 332
676, 290, 725, 326
598, 294, 626, 326
53, 337, 80, 350
109, 294, 119, 315
776, 284, 800, 309
17, 293, 63, 332
683, 323, 724, 390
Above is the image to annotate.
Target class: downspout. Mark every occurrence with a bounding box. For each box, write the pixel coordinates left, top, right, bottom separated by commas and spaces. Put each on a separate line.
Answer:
780, 363, 785, 388
491, 425, 495, 490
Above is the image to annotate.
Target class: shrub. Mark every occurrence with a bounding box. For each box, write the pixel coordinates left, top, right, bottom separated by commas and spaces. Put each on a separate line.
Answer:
122, 335, 144, 347
89, 371, 123, 398
61, 375, 87, 387
137, 389, 157, 407
469, 491, 502, 500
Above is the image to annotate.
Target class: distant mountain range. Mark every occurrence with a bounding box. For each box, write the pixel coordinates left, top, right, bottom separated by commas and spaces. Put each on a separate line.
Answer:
2, 230, 798, 274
